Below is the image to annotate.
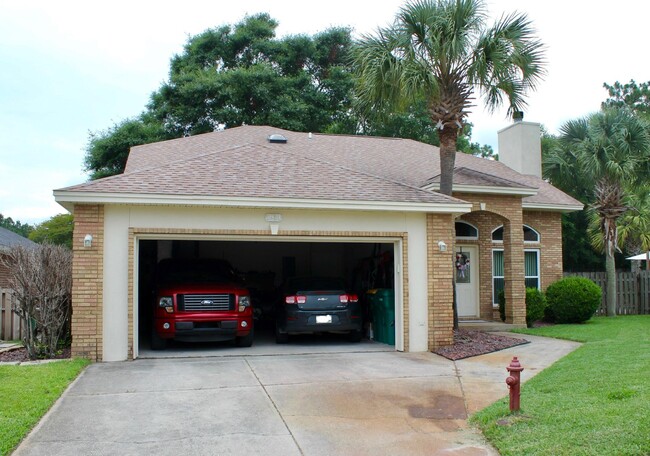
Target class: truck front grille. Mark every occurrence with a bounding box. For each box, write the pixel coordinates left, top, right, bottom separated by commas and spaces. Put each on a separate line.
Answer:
179, 294, 235, 311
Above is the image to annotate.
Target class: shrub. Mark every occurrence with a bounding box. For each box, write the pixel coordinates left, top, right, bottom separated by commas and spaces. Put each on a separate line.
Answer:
545, 276, 601, 324
525, 287, 547, 327
2, 244, 72, 359
498, 290, 506, 322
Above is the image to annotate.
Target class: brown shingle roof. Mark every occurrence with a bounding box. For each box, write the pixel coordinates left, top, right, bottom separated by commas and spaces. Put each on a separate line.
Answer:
60, 125, 582, 209
64, 143, 463, 205
423, 167, 536, 192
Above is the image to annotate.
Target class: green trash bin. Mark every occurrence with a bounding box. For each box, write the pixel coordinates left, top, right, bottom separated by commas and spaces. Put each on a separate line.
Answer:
367, 289, 394, 345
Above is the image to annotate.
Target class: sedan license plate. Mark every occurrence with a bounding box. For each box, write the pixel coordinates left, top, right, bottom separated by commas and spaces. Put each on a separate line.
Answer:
316, 315, 332, 324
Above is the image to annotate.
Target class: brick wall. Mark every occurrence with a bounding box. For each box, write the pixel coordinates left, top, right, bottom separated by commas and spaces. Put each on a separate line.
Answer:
453, 193, 526, 325
71, 205, 104, 361
523, 211, 563, 289
427, 213, 455, 349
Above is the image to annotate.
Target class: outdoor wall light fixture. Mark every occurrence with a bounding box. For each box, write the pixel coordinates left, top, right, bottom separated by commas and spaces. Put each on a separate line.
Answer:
438, 240, 447, 252
83, 234, 93, 248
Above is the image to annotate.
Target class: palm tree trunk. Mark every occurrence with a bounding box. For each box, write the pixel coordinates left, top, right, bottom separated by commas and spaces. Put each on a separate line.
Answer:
594, 181, 625, 317
605, 245, 617, 316
438, 126, 458, 196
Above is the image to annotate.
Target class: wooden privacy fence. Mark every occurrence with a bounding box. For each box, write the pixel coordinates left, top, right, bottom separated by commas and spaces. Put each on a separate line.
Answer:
1, 288, 23, 340
564, 271, 650, 315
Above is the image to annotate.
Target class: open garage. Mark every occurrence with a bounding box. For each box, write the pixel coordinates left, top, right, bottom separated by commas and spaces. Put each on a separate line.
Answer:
136, 237, 397, 357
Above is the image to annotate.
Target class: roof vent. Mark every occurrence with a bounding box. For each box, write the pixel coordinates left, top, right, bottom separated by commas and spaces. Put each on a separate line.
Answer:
268, 134, 288, 144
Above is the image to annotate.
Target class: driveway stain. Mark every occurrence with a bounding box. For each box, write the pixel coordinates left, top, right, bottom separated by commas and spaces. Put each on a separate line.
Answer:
408, 394, 467, 420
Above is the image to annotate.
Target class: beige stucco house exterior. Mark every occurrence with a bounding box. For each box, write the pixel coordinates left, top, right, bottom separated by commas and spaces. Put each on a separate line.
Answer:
55, 122, 582, 362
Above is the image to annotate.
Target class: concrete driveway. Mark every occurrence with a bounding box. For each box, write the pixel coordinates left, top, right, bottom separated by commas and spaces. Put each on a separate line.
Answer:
14, 334, 579, 456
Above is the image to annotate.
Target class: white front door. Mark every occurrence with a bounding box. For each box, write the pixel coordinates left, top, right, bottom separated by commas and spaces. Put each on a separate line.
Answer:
455, 245, 479, 318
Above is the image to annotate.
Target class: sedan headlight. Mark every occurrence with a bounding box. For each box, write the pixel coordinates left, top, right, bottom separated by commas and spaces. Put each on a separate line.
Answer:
238, 295, 250, 312
159, 296, 174, 313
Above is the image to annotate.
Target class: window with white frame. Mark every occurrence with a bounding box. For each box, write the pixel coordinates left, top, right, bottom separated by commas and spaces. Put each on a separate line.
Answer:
492, 249, 540, 305
524, 249, 541, 289
492, 250, 504, 305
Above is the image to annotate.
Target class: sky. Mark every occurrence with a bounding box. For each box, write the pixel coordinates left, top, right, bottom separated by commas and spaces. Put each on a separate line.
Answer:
1, 0, 649, 225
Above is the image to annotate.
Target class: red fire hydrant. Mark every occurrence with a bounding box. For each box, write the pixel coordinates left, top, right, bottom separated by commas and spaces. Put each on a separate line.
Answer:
506, 357, 524, 412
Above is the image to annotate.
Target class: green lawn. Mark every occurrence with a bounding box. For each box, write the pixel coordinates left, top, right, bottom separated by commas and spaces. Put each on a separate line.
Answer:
0, 358, 89, 456
472, 316, 650, 456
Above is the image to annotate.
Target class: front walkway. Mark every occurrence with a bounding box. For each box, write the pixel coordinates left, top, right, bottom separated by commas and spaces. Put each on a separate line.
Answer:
14, 335, 579, 455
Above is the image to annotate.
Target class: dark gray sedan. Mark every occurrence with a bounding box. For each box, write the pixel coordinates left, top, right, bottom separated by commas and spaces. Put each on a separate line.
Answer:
275, 277, 363, 343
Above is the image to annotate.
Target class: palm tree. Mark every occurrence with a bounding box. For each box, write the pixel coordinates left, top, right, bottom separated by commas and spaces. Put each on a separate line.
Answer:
617, 184, 650, 264
558, 109, 650, 316
589, 183, 650, 272
353, 0, 545, 195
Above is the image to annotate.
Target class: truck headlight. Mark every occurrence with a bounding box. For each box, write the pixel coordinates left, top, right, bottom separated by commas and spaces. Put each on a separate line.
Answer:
238, 295, 250, 312
159, 296, 174, 313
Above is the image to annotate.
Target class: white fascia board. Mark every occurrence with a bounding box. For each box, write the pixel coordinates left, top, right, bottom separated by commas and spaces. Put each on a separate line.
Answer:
54, 191, 472, 215
523, 202, 584, 212
422, 183, 538, 196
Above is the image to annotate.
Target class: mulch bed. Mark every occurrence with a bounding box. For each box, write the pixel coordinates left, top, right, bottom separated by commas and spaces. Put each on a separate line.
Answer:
0, 347, 71, 363
433, 329, 529, 361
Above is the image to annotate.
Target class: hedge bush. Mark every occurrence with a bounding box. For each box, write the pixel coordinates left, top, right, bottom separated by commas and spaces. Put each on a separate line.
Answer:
545, 276, 602, 323
525, 287, 547, 327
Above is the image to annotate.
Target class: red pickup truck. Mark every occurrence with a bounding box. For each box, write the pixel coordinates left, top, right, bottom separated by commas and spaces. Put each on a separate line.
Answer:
151, 259, 254, 350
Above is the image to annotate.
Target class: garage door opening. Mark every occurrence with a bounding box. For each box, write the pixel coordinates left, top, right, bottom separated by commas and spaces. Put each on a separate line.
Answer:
136, 238, 398, 357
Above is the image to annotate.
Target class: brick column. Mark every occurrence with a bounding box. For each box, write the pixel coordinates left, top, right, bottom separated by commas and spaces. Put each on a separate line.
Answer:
427, 213, 455, 349
503, 218, 526, 325
71, 205, 104, 361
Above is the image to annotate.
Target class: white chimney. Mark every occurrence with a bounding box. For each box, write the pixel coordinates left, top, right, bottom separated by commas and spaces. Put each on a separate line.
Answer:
497, 120, 542, 177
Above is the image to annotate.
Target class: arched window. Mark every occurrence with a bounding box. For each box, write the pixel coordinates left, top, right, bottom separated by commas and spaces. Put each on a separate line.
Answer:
491, 226, 503, 242
455, 221, 478, 240
523, 225, 540, 243
491, 225, 540, 243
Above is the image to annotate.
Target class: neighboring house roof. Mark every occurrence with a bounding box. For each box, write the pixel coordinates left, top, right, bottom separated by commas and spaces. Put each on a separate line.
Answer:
55, 125, 582, 212
0, 227, 36, 253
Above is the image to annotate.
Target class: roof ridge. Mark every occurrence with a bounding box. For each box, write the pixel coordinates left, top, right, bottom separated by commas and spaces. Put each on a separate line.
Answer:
313, 132, 403, 141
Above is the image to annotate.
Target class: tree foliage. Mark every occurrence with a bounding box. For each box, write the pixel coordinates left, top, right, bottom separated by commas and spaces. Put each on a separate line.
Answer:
0, 214, 33, 238
85, 117, 169, 180
29, 214, 74, 249
85, 12, 495, 180
602, 80, 650, 119
2, 245, 72, 359
550, 108, 650, 315
149, 14, 356, 136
